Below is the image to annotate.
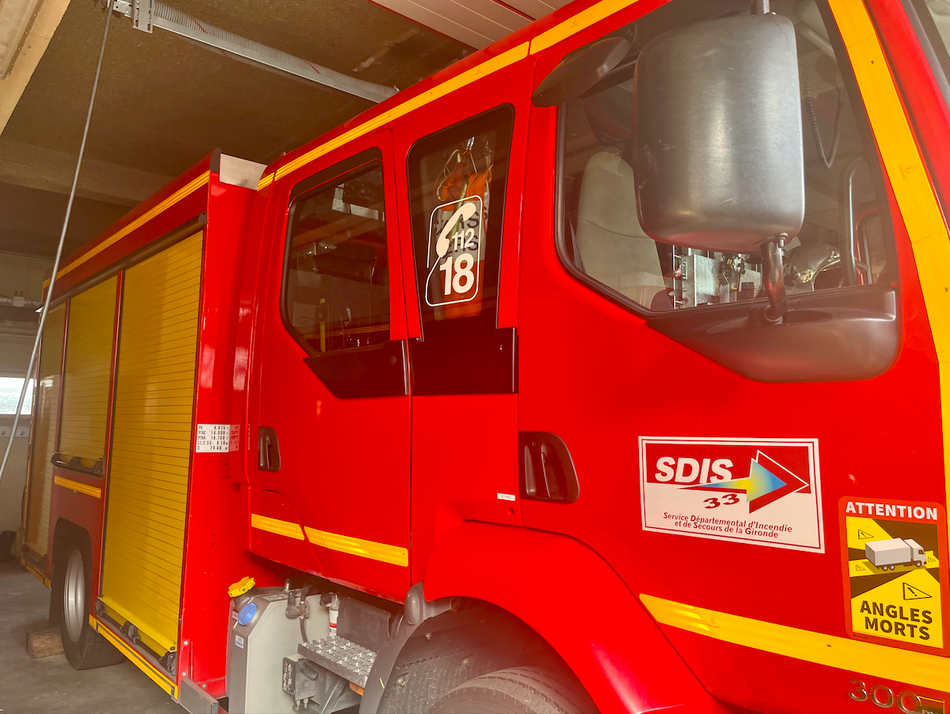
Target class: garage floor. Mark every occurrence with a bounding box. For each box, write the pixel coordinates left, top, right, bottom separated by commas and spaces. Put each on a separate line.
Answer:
0, 560, 180, 713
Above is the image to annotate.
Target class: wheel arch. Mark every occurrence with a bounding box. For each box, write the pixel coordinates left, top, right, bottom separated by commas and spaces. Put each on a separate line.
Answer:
421, 522, 727, 714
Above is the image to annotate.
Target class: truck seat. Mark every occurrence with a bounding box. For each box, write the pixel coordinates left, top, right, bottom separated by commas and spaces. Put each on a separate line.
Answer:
574, 151, 667, 308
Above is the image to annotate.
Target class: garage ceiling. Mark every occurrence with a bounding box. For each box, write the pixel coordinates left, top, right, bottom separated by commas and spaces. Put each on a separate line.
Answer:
0, 0, 472, 258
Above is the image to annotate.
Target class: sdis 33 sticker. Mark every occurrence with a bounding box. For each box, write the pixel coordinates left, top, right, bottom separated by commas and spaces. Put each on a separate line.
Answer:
639, 436, 824, 552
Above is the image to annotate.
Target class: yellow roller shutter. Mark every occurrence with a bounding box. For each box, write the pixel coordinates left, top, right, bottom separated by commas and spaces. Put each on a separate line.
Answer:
25, 305, 66, 557
100, 232, 203, 656
59, 277, 118, 466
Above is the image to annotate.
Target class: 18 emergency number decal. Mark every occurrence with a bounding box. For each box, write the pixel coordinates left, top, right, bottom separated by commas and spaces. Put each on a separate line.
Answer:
639, 437, 823, 552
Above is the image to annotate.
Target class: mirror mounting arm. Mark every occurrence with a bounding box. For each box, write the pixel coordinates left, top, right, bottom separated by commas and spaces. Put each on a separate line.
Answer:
762, 235, 788, 324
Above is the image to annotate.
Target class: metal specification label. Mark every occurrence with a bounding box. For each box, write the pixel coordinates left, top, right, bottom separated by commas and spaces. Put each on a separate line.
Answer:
841, 498, 947, 651
196, 423, 230, 453
639, 437, 823, 552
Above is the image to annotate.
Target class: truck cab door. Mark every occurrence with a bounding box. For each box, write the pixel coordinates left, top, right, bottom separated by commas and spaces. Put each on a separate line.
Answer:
396, 93, 531, 581
250, 131, 411, 600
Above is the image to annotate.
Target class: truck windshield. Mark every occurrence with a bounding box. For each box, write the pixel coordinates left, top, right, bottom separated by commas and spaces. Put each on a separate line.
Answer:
559, 0, 892, 312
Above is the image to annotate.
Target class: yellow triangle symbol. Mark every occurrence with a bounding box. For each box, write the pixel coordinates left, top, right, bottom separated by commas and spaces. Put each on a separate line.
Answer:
903, 582, 932, 601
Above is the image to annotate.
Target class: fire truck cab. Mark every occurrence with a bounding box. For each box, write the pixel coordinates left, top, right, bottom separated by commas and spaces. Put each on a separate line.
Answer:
21, 0, 950, 712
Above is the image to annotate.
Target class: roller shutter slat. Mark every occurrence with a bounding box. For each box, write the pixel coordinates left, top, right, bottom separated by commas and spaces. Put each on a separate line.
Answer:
101, 232, 202, 655
58, 278, 118, 464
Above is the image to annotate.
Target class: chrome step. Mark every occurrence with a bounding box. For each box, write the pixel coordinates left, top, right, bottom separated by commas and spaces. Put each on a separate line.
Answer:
297, 636, 377, 688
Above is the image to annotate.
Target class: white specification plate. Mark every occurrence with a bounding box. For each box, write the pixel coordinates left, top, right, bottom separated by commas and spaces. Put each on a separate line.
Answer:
196, 423, 230, 453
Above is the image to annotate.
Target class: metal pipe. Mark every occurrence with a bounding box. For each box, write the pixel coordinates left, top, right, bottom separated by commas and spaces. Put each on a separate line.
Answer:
839, 155, 866, 287
0, 7, 113, 487
110, 0, 397, 104
751, 0, 770, 14
762, 236, 787, 323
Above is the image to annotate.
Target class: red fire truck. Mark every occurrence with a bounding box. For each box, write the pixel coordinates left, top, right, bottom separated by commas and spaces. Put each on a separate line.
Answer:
19, 0, 950, 712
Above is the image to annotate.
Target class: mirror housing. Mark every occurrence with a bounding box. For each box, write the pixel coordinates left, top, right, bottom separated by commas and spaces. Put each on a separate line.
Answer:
533, 36, 630, 107
634, 14, 805, 254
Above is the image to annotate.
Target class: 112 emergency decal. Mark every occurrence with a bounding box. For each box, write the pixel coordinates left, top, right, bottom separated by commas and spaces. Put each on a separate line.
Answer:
840, 498, 947, 651
424, 196, 483, 308
639, 437, 823, 552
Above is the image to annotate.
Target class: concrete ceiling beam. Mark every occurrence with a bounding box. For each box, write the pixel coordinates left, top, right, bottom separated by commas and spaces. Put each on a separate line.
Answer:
0, 139, 172, 206
0, 0, 71, 135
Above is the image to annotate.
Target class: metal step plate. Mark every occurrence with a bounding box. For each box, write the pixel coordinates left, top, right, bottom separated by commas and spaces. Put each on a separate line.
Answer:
298, 636, 377, 688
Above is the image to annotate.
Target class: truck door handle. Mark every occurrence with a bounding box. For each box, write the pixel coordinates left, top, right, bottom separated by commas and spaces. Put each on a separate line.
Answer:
519, 432, 579, 503
258, 427, 281, 472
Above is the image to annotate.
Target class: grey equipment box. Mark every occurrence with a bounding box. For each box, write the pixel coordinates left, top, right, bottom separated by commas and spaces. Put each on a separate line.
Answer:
227, 590, 328, 714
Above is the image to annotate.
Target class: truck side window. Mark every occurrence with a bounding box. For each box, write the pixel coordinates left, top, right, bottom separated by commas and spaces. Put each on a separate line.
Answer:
283, 158, 390, 354
559, 1, 893, 312
408, 105, 514, 339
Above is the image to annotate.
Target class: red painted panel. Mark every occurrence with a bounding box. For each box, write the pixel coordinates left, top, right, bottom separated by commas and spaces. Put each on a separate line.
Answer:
424, 522, 732, 714
48, 155, 214, 300
177, 170, 285, 688
515, 14, 947, 714
248, 131, 412, 603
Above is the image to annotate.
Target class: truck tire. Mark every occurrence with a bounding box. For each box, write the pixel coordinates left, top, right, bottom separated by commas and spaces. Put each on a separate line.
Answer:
56, 540, 123, 670
429, 667, 597, 714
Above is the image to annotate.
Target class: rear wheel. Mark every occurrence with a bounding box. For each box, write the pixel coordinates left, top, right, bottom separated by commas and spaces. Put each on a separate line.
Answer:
56, 539, 123, 670
429, 667, 596, 714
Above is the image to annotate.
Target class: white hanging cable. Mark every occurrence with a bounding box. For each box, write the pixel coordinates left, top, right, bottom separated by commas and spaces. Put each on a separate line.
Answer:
0, 6, 113, 488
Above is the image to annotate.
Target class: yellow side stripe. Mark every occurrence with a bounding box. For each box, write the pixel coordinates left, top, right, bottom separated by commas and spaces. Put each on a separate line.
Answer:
642, 595, 949, 693
22, 559, 50, 588
826, 1, 950, 565
44, 171, 210, 287
251, 513, 305, 540
529, 0, 643, 54
259, 0, 650, 192
304, 526, 409, 567
89, 616, 178, 697
264, 42, 529, 189
54, 476, 102, 499
249, 513, 408, 566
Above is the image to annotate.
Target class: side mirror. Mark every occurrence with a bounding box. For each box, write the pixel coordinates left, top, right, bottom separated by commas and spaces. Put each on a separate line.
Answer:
533, 36, 630, 107
635, 12, 805, 321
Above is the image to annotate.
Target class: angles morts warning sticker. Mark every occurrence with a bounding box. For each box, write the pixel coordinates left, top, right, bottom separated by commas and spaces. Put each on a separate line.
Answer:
841, 498, 948, 651
639, 437, 823, 552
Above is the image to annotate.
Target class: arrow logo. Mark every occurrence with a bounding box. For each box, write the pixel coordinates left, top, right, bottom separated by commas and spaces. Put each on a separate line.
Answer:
686, 452, 808, 513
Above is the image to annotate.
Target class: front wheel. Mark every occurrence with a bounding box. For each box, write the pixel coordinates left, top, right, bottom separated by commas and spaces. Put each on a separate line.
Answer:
430, 667, 596, 714
56, 540, 123, 670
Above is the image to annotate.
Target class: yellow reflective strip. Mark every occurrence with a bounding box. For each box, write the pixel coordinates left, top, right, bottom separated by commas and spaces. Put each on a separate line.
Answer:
22, 559, 50, 588
260, 0, 645, 190
53, 476, 101, 499
44, 171, 210, 287
269, 42, 530, 186
827, 0, 950, 569
530, 0, 643, 54
641, 595, 949, 693
304, 526, 408, 567
251, 514, 305, 541
89, 616, 177, 697
258, 173, 274, 191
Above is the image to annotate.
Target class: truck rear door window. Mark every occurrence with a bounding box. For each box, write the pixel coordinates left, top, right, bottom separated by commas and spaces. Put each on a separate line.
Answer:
284, 158, 390, 354
407, 105, 514, 339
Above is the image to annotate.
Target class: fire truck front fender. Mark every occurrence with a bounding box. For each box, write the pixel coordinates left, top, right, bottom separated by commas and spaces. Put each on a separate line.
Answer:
423, 522, 727, 714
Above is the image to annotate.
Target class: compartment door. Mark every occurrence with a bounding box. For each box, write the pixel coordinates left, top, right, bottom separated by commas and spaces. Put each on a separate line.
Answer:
100, 232, 203, 656
24, 304, 66, 558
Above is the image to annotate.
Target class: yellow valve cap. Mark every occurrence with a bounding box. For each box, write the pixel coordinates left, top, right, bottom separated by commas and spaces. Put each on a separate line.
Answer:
228, 576, 255, 598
